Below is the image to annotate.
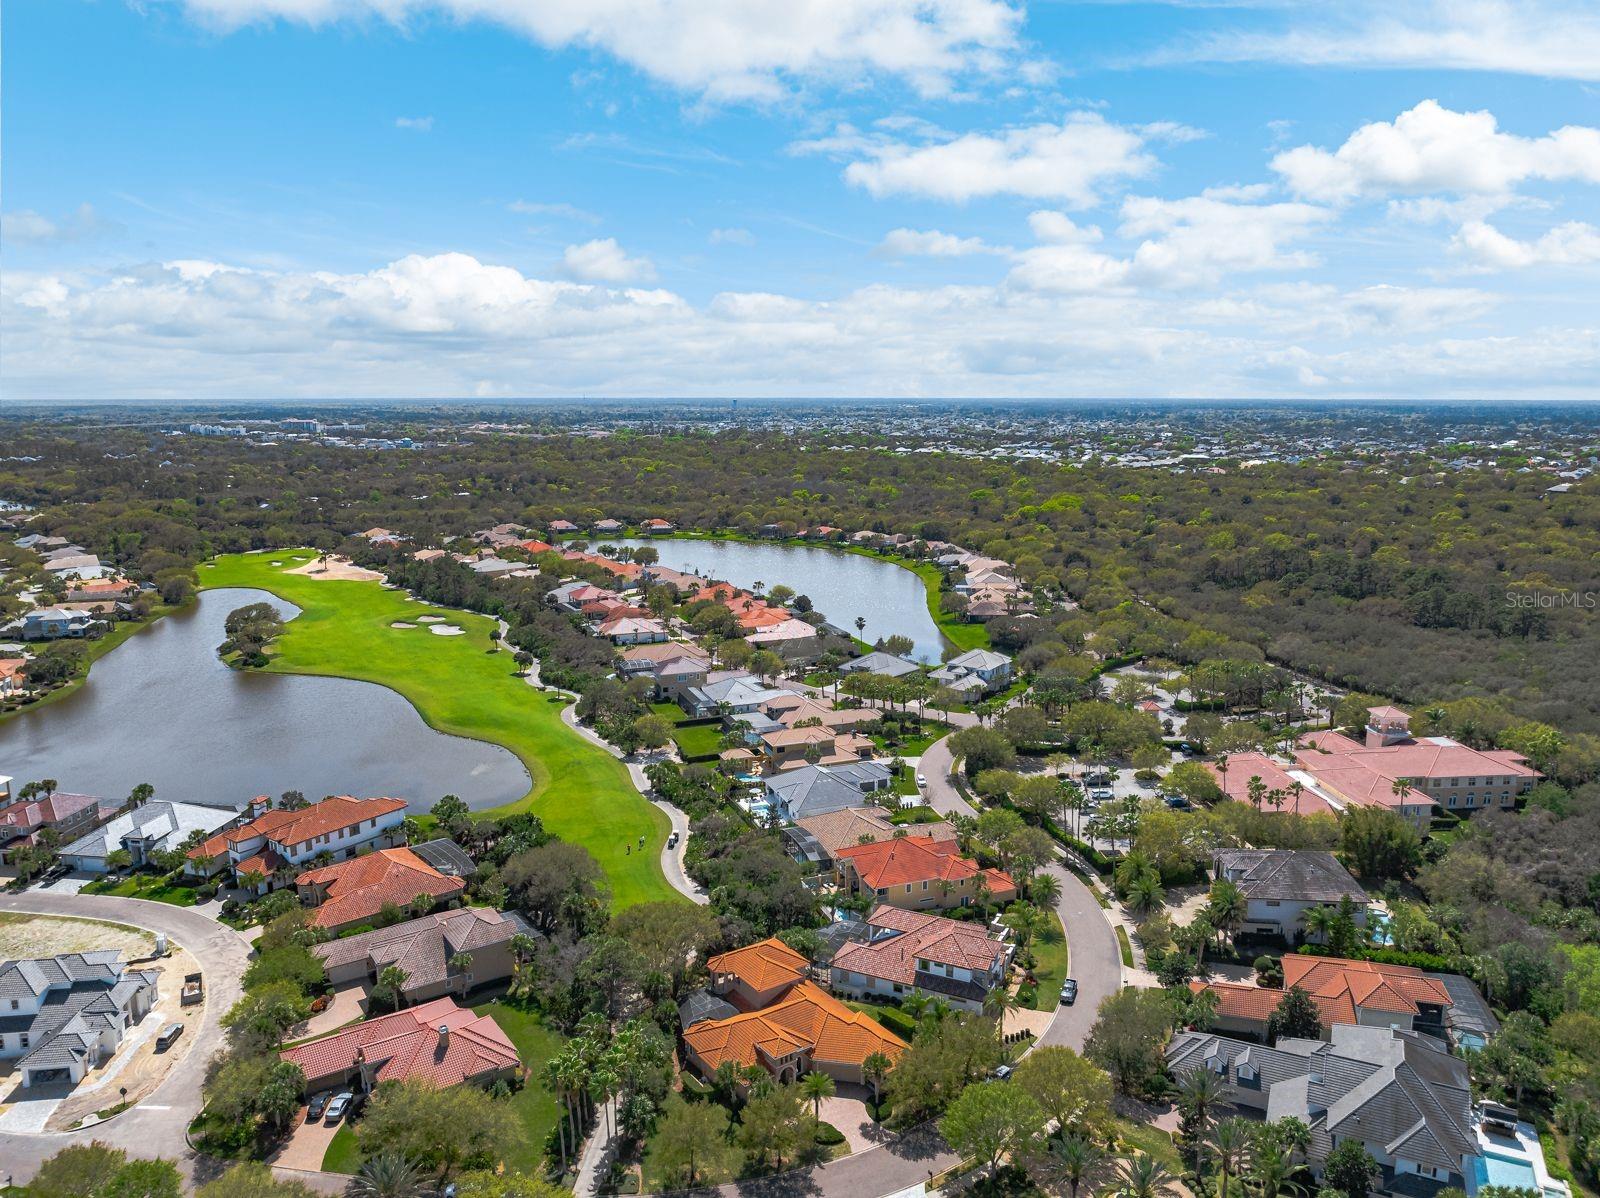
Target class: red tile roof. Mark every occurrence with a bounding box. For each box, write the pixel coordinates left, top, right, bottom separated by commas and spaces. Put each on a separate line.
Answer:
835, 835, 1015, 896
189, 796, 406, 862
708, 937, 808, 995
1281, 955, 1453, 1017
834, 907, 1008, 987
683, 980, 905, 1075
1191, 978, 1355, 1026
297, 847, 463, 930
280, 996, 519, 1089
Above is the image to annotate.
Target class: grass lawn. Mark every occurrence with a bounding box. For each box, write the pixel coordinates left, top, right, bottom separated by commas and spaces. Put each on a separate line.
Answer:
320, 997, 565, 1176
81, 875, 199, 905
888, 805, 946, 826
650, 701, 691, 724
201, 551, 677, 909
1116, 925, 1135, 967
670, 722, 726, 760
1114, 1117, 1183, 1172
1026, 910, 1069, 1010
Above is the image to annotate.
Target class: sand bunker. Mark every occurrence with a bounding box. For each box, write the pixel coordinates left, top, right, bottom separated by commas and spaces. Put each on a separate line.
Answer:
285, 555, 385, 582
429, 625, 465, 636
390, 621, 417, 629
417, 615, 446, 623
270, 560, 283, 566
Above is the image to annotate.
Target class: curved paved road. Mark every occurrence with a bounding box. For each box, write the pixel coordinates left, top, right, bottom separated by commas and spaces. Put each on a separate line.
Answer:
920, 732, 1124, 1052
559, 703, 708, 906
0, 892, 253, 1187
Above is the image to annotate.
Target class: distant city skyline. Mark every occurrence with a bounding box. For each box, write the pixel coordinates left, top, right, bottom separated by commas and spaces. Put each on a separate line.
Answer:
3, 1, 1598, 401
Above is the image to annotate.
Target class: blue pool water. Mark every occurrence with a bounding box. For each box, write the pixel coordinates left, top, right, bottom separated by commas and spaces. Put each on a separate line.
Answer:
1475, 1151, 1539, 1192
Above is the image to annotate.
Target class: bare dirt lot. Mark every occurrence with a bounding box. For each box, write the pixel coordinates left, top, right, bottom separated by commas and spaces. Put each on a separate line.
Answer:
284, 554, 384, 582
0, 911, 155, 959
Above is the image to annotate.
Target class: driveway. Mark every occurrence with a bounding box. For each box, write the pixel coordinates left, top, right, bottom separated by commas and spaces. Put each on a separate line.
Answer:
817, 1087, 892, 1155
296, 981, 367, 1038
268, 1107, 343, 1172
0, 892, 252, 1187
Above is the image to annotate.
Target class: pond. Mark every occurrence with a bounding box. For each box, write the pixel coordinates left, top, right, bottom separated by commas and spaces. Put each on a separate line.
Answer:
606, 537, 947, 662
0, 588, 531, 812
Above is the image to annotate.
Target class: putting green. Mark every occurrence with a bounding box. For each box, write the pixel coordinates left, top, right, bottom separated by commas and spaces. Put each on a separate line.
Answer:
202, 551, 678, 909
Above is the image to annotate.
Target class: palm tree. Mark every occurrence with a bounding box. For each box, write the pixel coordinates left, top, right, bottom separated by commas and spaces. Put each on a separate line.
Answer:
1048, 1131, 1106, 1198
1209, 1118, 1254, 1198
862, 1052, 892, 1113
1004, 903, 1047, 952
1207, 880, 1247, 950
447, 952, 474, 995
1215, 754, 1230, 796
800, 1070, 835, 1121
1288, 779, 1304, 816
507, 933, 538, 997
1126, 874, 1166, 921
1246, 1144, 1302, 1198
1301, 904, 1337, 946
1177, 1067, 1225, 1147
350, 1151, 426, 1198
1031, 871, 1062, 909
1113, 1151, 1176, 1198
983, 986, 1018, 1044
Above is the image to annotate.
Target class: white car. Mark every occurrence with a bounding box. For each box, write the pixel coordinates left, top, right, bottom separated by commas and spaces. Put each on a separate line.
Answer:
915, 773, 927, 786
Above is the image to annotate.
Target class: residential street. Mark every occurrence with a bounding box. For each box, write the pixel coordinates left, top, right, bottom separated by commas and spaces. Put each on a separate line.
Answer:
0, 892, 252, 1188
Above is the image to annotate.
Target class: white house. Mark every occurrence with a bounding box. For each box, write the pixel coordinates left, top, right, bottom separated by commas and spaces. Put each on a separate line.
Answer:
1212, 848, 1369, 942
20, 608, 102, 640
58, 800, 234, 874
928, 649, 1013, 696
186, 795, 408, 890
0, 952, 160, 1088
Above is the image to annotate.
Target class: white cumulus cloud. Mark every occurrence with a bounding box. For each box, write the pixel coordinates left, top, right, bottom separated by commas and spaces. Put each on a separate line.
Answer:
3, 203, 122, 245
395, 115, 434, 131
1272, 100, 1600, 201
561, 237, 656, 283
835, 114, 1158, 205
1453, 219, 1600, 268
173, 0, 1024, 101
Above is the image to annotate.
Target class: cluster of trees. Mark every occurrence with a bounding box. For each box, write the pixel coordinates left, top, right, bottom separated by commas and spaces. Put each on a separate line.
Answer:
217, 601, 284, 667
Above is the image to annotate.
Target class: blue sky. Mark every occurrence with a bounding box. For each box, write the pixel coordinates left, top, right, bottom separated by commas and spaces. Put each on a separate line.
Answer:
4, 0, 1598, 400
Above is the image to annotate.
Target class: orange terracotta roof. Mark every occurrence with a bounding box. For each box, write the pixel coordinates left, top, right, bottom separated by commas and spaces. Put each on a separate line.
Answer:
280, 997, 519, 1088
707, 937, 808, 994
683, 980, 905, 1075
189, 796, 405, 861
835, 835, 1014, 894
297, 847, 464, 930
1191, 979, 1355, 1026
1280, 955, 1453, 1017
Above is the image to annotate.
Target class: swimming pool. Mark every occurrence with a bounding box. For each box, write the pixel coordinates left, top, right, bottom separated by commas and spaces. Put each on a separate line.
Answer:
1475, 1150, 1540, 1192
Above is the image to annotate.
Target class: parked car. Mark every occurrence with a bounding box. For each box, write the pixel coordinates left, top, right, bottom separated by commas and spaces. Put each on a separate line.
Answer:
155, 1022, 184, 1050
991, 1064, 1013, 1081
324, 1091, 355, 1124
1163, 794, 1192, 810
915, 773, 927, 786
306, 1092, 331, 1122
1090, 788, 1114, 802
1061, 978, 1079, 1005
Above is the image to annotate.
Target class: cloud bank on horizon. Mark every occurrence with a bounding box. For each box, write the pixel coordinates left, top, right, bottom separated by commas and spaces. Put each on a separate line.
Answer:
2, 0, 1597, 399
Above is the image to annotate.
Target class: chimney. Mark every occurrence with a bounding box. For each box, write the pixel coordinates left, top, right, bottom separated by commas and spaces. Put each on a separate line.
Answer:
437, 1023, 450, 1050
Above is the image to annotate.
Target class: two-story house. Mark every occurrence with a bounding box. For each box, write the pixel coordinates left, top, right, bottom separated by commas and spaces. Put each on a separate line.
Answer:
1193, 956, 1453, 1042
0, 952, 160, 1089
20, 607, 102, 640
830, 906, 1014, 1012
833, 834, 1016, 911
0, 791, 114, 863
1212, 849, 1370, 942
928, 649, 1013, 698
186, 795, 408, 891
1168, 1025, 1493, 1198
765, 761, 895, 822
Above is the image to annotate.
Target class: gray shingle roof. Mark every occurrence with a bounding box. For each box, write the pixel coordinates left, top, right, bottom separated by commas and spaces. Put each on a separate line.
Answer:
1213, 849, 1370, 904
1168, 1025, 1475, 1177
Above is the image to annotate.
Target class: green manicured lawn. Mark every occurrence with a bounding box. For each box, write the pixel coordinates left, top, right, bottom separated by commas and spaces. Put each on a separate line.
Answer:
81, 874, 198, 906
888, 805, 946, 825
321, 1121, 360, 1175
201, 552, 677, 909
1116, 925, 1135, 967
670, 722, 726, 760
650, 701, 691, 724
320, 998, 565, 1176
1027, 910, 1069, 1010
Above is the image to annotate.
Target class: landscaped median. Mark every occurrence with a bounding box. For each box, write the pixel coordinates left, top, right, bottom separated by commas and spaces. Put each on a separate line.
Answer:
200, 551, 678, 909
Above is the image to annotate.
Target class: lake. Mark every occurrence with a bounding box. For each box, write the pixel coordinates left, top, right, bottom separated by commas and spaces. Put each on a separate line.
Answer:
607, 537, 947, 662
0, 588, 531, 812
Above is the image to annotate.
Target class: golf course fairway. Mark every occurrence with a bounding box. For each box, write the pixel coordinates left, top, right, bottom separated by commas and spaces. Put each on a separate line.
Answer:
201, 551, 678, 909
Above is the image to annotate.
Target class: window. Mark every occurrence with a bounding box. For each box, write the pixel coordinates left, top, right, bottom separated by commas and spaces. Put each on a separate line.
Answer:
20, 1033, 30, 1049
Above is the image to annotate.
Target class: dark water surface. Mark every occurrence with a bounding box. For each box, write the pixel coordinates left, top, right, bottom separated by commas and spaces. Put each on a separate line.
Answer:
0, 588, 531, 811
608, 537, 946, 662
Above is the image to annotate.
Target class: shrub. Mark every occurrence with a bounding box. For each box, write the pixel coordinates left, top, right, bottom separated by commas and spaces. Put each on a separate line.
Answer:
814, 1122, 847, 1146
872, 1006, 919, 1038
